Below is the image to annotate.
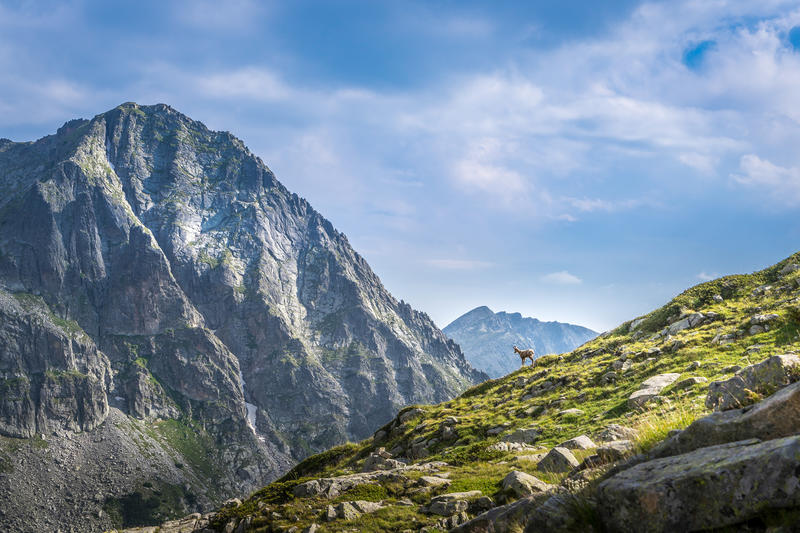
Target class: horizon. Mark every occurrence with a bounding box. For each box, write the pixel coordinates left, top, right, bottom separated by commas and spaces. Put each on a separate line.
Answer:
3, 1, 800, 332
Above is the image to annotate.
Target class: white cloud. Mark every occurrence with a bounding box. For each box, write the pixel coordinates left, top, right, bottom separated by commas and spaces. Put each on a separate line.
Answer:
566, 197, 645, 213
679, 152, 717, 174
195, 68, 292, 101
731, 154, 800, 204
697, 271, 716, 281
541, 271, 583, 285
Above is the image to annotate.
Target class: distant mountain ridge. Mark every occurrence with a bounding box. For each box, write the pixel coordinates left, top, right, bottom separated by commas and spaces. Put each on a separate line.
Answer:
443, 306, 598, 377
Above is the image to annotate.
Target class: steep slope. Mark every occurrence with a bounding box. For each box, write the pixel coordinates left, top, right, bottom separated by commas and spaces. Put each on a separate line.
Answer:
198, 251, 800, 532
444, 306, 598, 377
0, 103, 485, 532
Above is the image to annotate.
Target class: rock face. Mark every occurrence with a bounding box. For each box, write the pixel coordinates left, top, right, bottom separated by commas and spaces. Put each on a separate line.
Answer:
443, 306, 597, 378
706, 354, 800, 411
0, 103, 485, 531
653, 379, 800, 459
597, 436, 800, 533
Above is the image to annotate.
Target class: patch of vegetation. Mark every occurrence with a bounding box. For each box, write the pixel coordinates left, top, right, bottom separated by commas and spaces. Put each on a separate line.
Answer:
153, 419, 217, 478
633, 407, 699, 453
331, 483, 388, 503
434, 442, 505, 466
278, 442, 360, 482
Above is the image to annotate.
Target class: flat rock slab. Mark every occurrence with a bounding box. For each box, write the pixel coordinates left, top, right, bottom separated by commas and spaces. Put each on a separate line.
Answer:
597, 436, 800, 533
628, 373, 680, 409
501, 470, 552, 498
418, 475, 451, 487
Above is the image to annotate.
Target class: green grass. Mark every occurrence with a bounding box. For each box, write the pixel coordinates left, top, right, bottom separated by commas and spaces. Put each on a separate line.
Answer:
153, 419, 217, 478
633, 407, 700, 453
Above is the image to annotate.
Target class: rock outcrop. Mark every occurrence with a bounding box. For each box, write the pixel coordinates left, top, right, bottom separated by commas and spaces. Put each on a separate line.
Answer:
597, 436, 800, 532
706, 354, 800, 411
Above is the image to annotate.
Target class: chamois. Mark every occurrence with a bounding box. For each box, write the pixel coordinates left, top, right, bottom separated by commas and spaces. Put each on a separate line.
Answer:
513, 345, 535, 367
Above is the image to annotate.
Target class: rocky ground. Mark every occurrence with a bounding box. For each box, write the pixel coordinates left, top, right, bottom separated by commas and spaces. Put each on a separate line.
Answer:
131, 253, 800, 532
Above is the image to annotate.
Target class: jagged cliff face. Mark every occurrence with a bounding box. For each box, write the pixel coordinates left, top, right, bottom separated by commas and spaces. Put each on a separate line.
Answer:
443, 306, 598, 378
0, 103, 485, 531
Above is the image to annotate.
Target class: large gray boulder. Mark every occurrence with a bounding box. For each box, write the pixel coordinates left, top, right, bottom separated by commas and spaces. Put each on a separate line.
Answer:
501, 470, 552, 498
628, 373, 680, 409
596, 440, 635, 464
450, 492, 552, 533
597, 436, 800, 532
537, 447, 579, 473
706, 354, 800, 411
595, 424, 638, 442
558, 435, 595, 450
427, 492, 482, 516
654, 379, 800, 459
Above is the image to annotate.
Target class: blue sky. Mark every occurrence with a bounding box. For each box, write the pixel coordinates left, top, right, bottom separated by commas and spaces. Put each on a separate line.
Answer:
3, 0, 800, 332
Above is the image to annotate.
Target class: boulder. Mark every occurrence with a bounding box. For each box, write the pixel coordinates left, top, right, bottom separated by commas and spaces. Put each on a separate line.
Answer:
596, 440, 635, 463
427, 492, 480, 516
450, 492, 551, 533
350, 500, 383, 514
437, 511, 470, 530
558, 435, 596, 450
337, 502, 360, 520
293, 470, 407, 499
751, 313, 780, 326
486, 424, 509, 436
418, 476, 451, 488
488, 441, 538, 452
362, 451, 405, 472
557, 408, 584, 417
653, 380, 800, 459
706, 354, 800, 411
601, 371, 618, 383
780, 263, 800, 275
501, 470, 552, 498
501, 427, 540, 444
674, 376, 707, 389
597, 436, 800, 532
537, 447, 579, 473
595, 424, 638, 442
628, 373, 680, 409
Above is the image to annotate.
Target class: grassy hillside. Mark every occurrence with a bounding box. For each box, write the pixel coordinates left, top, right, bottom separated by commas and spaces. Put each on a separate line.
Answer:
207, 252, 800, 532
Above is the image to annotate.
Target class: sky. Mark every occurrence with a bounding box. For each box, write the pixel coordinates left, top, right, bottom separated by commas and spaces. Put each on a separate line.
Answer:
2, 0, 800, 332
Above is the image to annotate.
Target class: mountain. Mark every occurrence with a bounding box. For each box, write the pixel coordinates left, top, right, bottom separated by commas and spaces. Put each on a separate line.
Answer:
443, 306, 598, 377
190, 252, 800, 533
0, 103, 486, 532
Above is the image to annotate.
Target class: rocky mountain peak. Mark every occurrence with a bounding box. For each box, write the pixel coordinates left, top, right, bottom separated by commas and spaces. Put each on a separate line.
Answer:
0, 102, 486, 532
